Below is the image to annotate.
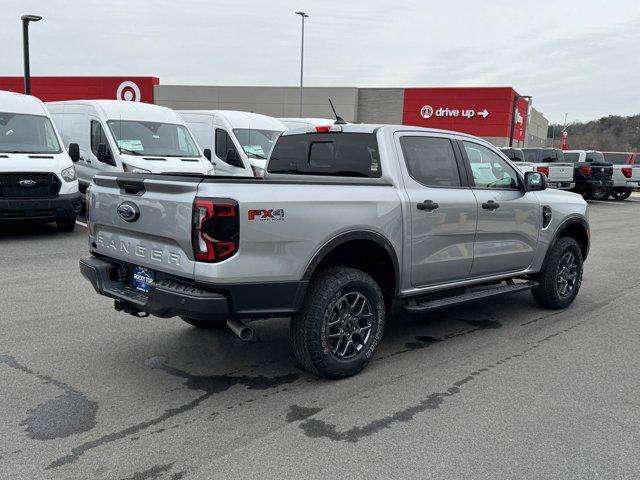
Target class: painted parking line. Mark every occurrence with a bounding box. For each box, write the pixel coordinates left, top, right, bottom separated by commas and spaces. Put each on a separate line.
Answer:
76, 220, 88, 228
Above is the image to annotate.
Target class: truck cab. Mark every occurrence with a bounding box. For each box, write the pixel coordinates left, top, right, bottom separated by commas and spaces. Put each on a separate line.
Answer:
0, 90, 81, 231
179, 110, 286, 177
46, 100, 214, 192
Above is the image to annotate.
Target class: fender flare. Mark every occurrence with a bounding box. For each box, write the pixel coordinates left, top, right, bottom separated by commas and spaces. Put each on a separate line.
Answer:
302, 230, 401, 295
542, 216, 590, 269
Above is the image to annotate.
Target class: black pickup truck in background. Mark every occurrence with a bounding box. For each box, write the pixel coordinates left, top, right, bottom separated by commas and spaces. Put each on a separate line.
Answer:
564, 150, 614, 200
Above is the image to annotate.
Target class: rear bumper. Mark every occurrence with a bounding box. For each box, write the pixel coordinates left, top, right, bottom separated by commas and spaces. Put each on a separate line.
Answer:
0, 192, 82, 221
572, 179, 613, 192
547, 181, 575, 190
79, 256, 308, 320
80, 256, 229, 321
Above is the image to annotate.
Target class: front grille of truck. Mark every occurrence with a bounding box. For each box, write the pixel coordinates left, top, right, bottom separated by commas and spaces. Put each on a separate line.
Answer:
0, 173, 61, 198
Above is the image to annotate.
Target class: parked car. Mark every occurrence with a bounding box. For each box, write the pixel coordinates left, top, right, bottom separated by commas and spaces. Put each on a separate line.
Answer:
563, 150, 615, 200
518, 148, 575, 190
46, 100, 214, 192
0, 90, 81, 231
179, 111, 285, 177
80, 124, 589, 379
601, 152, 640, 199
278, 118, 340, 130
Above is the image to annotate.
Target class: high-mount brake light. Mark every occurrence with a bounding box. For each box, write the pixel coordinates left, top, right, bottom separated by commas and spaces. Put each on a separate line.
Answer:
537, 166, 549, 177
192, 198, 239, 263
621, 167, 632, 178
314, 125, 342, 133
580, 166, 592, 177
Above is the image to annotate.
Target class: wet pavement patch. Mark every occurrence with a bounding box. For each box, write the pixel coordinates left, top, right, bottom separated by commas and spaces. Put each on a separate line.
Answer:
118, 462, 184, 480
48, 357, 299, 470
286, 405, 322, 423
0, 354, 98, 440
298, 322, 580, 443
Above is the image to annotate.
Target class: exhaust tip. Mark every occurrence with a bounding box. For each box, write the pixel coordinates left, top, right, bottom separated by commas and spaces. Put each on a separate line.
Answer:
227, 318, 254, 342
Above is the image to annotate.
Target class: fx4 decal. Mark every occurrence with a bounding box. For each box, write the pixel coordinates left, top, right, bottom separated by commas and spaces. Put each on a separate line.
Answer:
248, 209, 285, 221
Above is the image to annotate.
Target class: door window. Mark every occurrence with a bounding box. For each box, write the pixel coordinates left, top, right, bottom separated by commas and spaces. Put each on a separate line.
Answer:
215, 129, 243, 168
400, 136, 462, 187
90, 120, 109, 156
463, 141, 520, 189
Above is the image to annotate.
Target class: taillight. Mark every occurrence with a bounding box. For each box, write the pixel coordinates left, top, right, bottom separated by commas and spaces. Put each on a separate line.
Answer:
580, 166, 592, 177
192, 198, 239, 263
537, 166, 549, 177
622, 167, 632, 178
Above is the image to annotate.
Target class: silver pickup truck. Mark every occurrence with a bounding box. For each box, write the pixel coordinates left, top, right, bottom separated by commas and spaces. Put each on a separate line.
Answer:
80, 124, 590, 379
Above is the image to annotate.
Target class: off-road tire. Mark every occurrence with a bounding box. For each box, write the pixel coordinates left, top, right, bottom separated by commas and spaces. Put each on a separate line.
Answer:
56, 216, 77, 232
532, 237, 583, 309
290, 267, 385, 379
588, 187, 610, 200
181, 317, 227, 329
610, 188, 632, 200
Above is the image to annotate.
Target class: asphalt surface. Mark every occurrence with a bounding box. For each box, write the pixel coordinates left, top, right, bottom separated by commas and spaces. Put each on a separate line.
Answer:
1, 197, 639, 479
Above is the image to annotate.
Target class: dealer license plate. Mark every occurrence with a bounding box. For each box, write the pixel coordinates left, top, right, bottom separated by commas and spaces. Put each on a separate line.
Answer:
132, 266, 154, 293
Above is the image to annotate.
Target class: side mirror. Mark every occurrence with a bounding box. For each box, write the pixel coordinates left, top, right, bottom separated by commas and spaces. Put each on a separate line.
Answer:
524, 171, 547, 191
68, 143, 80, 163
97, 143, 116, 166
203, 148, 212, 161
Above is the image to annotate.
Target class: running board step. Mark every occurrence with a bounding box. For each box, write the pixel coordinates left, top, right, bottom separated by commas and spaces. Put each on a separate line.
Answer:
403, 281, 539, 313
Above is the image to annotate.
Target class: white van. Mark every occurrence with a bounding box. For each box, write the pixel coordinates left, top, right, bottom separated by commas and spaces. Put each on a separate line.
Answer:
0, 90, 81, 231
46, 100, 214, 189
179, 110, 286, 177
278, 118, 342, 130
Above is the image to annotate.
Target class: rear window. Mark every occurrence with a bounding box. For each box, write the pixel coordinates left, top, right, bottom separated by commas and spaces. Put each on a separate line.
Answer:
267, 132, 381, 178
585, 151, 605, 162
603, 153, 630, 164
564, 153, 579, 162
522, 149, 538, 162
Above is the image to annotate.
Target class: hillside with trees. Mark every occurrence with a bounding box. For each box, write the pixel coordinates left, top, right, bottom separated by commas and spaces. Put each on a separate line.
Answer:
547, 114, 640, 152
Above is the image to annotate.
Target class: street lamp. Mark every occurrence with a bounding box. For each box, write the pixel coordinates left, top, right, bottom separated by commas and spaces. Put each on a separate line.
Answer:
509, 94, 532, 147
295, 11, 309, 117
21, 14, 42, 95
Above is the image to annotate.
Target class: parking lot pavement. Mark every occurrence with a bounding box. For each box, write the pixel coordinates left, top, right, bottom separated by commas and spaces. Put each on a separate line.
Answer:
1, 200, 639, 480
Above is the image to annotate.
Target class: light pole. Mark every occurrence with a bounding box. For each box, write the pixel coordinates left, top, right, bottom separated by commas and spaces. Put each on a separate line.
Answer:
509, 94, 532, 147
21, 14, 42, 95
295, 11, 308, 117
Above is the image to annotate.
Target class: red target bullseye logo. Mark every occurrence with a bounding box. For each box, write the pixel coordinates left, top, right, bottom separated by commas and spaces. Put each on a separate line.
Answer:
116, 81, 141, 102
420, 105, 433, 119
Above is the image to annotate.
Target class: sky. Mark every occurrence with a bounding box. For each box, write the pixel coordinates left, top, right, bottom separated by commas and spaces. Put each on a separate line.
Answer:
2, 0, 639, 123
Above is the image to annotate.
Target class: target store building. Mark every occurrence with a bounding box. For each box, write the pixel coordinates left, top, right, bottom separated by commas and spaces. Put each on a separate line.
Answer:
0, 77, 548, 147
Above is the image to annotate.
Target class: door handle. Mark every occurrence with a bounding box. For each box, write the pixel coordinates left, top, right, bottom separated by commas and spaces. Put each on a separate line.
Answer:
417, 200, 439, 211
482, 200, 500, 210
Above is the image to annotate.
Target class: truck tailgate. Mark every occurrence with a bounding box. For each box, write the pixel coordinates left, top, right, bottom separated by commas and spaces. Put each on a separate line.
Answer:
629, 166, 640, 181
88, 175, 199, 278
547, 164, 574, 182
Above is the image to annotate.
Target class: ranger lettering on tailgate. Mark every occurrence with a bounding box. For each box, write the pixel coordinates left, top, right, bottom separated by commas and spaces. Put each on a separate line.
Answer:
96, 233, 181, 266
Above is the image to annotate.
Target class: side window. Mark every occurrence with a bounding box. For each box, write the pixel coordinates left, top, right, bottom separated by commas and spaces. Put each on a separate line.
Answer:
90, 120, 108, 156
463, 141, 519, 190
215, 129, 243, 168
400, 136, 461, 187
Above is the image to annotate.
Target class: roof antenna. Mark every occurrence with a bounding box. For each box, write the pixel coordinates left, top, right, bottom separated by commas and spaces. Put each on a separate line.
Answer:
328, 98, 347, 125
